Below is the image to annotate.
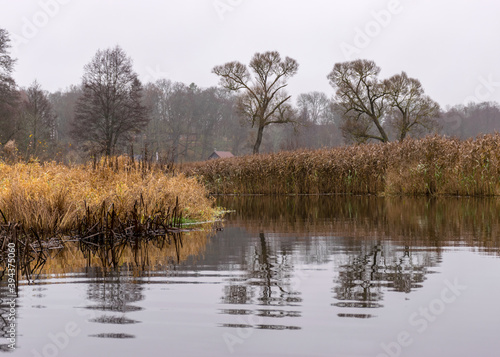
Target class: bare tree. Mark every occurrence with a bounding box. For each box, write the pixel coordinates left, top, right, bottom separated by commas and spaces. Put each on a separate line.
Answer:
213, 51, 299, 154
0, 28, 15, 92
339, 111, 374, 144
279, 91, 343, 149
384, 72, 440, 141
21, 80, 56, 157
328, 59, 389, 143
329, 60, 441, 143
193, 86, 227, 159
143, 80, 194, 162
72, 46, 147, 156
297, 91, 333, 125
0, 28, 20, 144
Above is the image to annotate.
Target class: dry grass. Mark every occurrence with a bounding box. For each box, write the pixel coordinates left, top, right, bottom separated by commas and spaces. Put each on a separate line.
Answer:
0, 156, 216, 236
183, 134, 500, 196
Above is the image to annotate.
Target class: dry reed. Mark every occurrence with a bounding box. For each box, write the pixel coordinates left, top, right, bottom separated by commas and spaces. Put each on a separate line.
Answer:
183, 134, 500, 196
0, 156, 216, 235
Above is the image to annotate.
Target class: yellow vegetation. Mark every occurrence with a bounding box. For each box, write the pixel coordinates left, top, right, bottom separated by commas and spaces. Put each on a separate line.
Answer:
0, 156, 216, 235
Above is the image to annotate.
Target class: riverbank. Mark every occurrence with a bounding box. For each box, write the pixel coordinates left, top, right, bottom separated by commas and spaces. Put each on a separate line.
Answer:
0, 157, 218, 283
183, 134, 500, 196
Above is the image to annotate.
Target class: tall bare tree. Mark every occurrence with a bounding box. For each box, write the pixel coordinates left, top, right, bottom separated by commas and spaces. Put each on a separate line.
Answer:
0, 28, 20, 144
328, 59, 389, 143
329, 60, 441, 143
384, 72, 440, 141
21, 80, 56, 157
72, 46, 147, 156
213, 51, 299, 154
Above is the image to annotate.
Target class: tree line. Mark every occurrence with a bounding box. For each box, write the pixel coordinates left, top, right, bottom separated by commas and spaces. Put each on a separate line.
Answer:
0, 28, 499, 163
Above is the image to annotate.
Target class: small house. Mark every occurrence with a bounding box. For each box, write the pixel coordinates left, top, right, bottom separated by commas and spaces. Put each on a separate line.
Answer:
208, 151, 234, 160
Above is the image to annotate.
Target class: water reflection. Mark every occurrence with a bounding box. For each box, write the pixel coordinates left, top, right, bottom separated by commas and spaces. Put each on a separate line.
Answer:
1, 196, 499, 356
34, 230, 211, 276
89, 316, 139, 324
220, 231, 302, 329
218, 195, 500, 250
89, 333, 135, 339
79, 271, 144, 338
332, 242, 437, 318
84, 273, 144, 312
216, 195, 499, 321
0, 287, 12, 352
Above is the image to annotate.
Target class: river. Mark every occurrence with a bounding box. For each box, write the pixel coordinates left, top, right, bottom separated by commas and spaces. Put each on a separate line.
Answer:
1, 196, 499, 356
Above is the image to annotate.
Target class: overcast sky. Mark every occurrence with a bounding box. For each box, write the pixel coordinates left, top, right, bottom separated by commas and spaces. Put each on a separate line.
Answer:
1, 0, 499, 108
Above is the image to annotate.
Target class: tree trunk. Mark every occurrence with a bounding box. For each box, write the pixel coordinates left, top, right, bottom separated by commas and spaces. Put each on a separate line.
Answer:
105, 137, 112, 156
399, 114, 409, 142
253, 125, 265, 154
372, 116, 389, 142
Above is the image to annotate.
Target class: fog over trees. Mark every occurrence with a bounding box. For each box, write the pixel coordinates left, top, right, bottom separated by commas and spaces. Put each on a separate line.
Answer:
0, 27, 499, 163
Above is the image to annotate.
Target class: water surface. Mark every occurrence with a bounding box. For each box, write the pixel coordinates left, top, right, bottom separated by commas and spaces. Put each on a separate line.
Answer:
1, 196, 499, 356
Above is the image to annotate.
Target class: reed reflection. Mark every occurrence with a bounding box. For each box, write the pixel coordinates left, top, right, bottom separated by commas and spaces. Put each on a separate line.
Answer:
217, 195, 500, 251
20, 230, 212, 336
34, 230, 210, 276
217, 195, 499, 320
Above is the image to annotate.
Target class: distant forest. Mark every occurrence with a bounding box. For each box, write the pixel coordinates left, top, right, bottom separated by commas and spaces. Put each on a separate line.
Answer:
0, 28, 499, 164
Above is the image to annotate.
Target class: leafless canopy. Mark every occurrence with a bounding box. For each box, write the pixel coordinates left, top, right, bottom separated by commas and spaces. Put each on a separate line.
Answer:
328, 59, 389, 143
213, 51, 299, 154
72, 46, 147, 156
384, 72, 440, 141
328, 59, 440, 143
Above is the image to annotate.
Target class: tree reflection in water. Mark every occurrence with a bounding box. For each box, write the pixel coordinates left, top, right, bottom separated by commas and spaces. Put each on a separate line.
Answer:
333, 242, 436, 318
82, 270, 143, 338
217, 195, 499, 320
221, 231, 303, 330
12, 230, 212, 339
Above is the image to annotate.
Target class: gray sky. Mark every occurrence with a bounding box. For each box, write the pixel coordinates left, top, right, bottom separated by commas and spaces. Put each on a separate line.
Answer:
1, 0, 499, 108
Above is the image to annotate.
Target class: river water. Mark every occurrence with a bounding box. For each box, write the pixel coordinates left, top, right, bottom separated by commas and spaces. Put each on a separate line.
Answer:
1, 196, 499, 357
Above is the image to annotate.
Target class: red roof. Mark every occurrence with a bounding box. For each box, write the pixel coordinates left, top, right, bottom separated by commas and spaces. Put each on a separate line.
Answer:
211, 151, 234, 159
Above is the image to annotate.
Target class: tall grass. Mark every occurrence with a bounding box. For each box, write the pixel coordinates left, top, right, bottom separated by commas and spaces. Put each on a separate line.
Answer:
0, 156, 216, 237
183, 134, 500, 196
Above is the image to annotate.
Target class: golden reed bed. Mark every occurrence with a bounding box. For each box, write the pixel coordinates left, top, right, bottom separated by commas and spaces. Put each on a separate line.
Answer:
0, 156, 216, 235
